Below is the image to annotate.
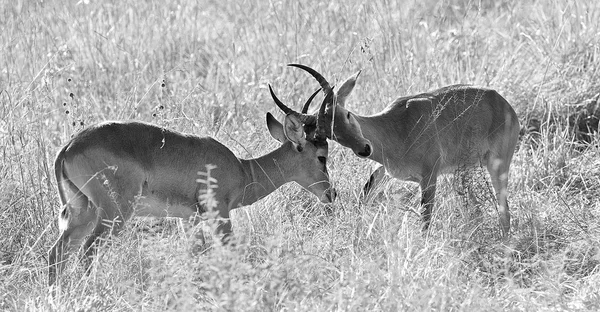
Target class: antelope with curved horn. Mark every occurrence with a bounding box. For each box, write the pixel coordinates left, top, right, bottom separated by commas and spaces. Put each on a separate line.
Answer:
48, 85, 334, 285
291, 64, 520, 236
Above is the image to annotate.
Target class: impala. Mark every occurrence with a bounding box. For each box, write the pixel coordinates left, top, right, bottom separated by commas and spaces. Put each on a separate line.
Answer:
48, 85, 335, 285
290, 64, 520, 236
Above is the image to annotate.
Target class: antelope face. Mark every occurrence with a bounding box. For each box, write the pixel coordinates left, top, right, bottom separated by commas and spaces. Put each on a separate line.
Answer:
286, 138, 335, 203
329, 104, 372, 158
267, 88, 336, 204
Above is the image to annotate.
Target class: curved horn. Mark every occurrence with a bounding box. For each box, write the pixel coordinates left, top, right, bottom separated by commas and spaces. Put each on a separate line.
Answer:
268, 84, 293, 115
314, 86, 335, 141
268, 84, 316, 125
288, 64, 332, 92
288, 64, 335, 140
301, 88, 322, 114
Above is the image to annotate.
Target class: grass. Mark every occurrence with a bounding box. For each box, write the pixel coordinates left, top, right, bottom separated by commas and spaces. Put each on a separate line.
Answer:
1, 0, 600, 310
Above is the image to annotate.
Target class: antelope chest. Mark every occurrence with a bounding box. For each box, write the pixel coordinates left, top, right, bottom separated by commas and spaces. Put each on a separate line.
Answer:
383, 161, 422, 183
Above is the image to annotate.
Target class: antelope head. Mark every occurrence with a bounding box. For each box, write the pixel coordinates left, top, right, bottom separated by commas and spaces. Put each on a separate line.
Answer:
268, 84, 336, 203
268, 83, 330, 145
288, 64, 373, 158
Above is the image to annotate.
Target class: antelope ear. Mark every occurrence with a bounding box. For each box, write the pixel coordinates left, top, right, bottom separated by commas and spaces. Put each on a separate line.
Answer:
266, 113, 286, 143
283, 114, 307, 151
336, 70, 361, 107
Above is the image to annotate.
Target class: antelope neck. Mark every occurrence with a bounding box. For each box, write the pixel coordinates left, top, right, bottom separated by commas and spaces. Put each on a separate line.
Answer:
238, 145, 290, 206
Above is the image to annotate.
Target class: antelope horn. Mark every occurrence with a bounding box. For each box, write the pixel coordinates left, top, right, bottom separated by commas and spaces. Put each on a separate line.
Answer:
268, 84, 316, 125
288, 64, 335, 139
288, 64, 332, 93
314, 86, 335, 141
301, 88, 322, 114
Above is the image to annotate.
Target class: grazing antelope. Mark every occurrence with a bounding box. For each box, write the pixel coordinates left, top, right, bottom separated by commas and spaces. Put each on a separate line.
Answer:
48, 86, 336, 285
290, 64, 520, 236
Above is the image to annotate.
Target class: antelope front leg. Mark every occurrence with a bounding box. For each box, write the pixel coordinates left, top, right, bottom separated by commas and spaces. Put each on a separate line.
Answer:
216, 219, 232, 245
361, 165, 387, 198
215, 206, 233, 245
419, 173, 438, 233
186, 213, 207, 253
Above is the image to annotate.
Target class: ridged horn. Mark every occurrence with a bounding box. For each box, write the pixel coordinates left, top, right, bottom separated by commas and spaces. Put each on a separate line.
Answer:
301, 88, 322, 114
268, 84, 316, 125
288, 64, 332, 93
314, 86, 335, 141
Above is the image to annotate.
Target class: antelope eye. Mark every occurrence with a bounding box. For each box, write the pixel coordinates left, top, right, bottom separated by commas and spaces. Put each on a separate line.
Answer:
318, 156, 326, 164
347, 112, 351, 119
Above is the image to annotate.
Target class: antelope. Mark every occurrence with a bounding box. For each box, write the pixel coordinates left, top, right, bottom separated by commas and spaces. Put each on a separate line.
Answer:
48, 85, 335, 285
290, 64, 520, 236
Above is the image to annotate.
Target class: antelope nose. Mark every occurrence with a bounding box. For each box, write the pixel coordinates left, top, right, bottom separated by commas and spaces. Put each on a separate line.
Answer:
357, 143, 372, 157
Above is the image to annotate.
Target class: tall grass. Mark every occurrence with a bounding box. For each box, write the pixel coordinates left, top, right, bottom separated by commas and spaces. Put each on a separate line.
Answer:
1, 0, 599, 310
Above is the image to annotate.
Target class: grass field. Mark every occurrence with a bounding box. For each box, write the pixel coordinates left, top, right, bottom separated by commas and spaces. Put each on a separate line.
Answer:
1, 0, 600, 310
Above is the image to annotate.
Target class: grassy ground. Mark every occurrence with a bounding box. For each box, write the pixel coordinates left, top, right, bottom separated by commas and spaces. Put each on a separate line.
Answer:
1, 0, 599, 310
